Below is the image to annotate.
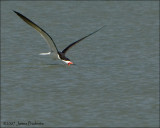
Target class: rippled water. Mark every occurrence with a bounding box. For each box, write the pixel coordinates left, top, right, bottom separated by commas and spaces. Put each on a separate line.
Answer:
1, 1, 159, 127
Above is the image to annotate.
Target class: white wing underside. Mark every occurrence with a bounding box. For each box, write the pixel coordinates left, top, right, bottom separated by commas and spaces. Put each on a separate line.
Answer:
39, 33, 58, 54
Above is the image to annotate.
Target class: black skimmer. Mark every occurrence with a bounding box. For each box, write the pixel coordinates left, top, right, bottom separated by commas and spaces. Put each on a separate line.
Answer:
13, 11, 105, 66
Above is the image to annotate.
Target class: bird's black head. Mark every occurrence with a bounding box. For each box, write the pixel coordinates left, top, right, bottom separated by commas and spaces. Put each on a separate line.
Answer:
58, 52, 73, 66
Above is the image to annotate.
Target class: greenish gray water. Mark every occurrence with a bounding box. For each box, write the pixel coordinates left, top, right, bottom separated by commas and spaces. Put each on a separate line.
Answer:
1, 1, 159, 127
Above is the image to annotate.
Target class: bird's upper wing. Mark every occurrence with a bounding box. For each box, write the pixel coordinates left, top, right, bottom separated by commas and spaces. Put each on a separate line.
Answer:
14, 11, 58, 53
62, 26, 105, 54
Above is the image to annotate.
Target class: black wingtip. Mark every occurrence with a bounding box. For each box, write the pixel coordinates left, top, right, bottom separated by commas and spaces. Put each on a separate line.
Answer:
13, 11, 26, 20
13, 10, 21, 16
13, 10, 17, 13
13, 10, 19, 15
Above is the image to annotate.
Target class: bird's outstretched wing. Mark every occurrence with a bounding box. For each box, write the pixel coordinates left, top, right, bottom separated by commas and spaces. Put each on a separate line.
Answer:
62, 26, 105, 54
13, 11, 58, 53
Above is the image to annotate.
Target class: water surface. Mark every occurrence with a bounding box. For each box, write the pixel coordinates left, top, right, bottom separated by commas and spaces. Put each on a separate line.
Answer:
1, 1, 159, 127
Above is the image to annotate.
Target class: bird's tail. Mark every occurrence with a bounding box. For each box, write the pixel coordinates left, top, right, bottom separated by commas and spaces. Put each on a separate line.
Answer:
39, 52, 51, 55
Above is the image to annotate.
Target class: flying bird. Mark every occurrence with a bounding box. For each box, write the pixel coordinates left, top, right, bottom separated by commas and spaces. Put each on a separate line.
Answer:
13, 11, 105, 66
